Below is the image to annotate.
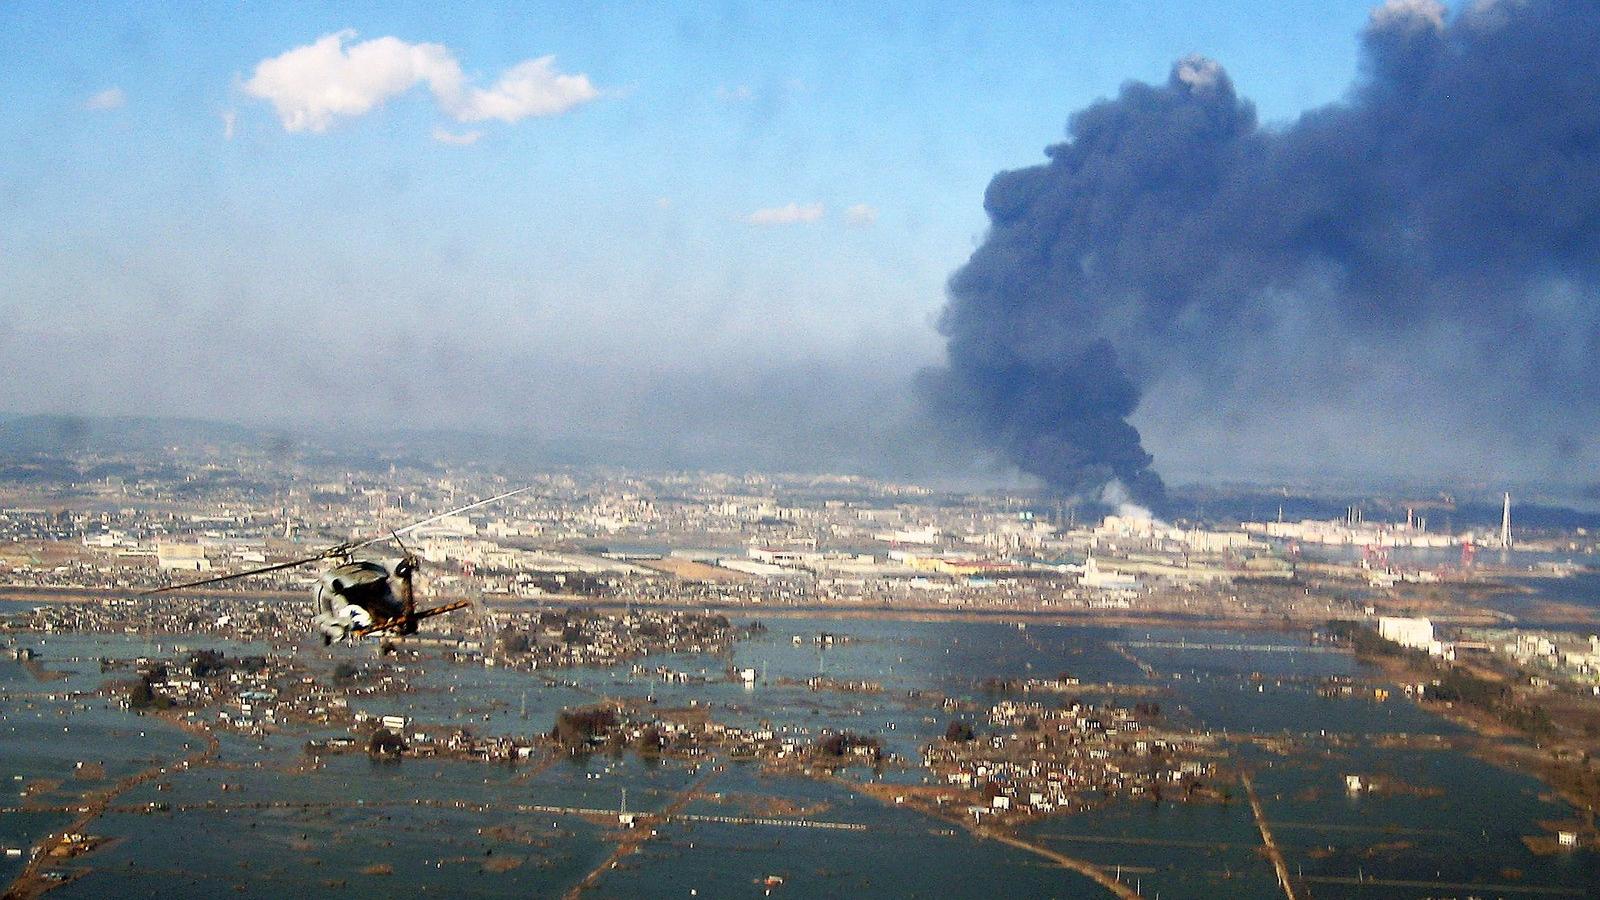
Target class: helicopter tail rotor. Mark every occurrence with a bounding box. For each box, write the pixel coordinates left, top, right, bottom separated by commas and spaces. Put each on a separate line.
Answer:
389, 530, 421, 622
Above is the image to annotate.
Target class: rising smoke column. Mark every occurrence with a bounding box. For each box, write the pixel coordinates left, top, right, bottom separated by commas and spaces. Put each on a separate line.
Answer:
931, 0, 1600, 505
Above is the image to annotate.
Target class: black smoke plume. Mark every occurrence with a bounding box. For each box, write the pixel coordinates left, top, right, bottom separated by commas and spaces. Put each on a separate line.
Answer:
930, 0, 1600, 506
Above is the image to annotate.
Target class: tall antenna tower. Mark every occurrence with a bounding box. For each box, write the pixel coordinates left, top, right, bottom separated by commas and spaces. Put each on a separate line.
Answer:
1501, 492, 1512, 550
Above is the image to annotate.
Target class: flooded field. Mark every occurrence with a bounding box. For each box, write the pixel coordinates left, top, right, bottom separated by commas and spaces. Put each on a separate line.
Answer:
4, 618, 1597, 898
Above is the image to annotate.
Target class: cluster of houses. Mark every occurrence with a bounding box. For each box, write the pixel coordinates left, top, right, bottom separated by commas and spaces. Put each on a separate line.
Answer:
923, 699, 1218, 824
1458, 627, 1600, 684
491, 608, 743, 670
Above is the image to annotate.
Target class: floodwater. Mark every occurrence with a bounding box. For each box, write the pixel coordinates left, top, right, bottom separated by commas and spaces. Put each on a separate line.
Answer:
1492, 571, 1600, 625
2, 619, 1596, 898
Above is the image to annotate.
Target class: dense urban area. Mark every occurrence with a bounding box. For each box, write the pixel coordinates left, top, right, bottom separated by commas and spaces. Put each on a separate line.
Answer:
2, 441, 1591, 624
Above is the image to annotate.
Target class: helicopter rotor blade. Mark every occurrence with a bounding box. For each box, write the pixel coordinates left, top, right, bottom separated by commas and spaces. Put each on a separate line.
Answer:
141, 547, 346, 595
345, 484, 538, 552
140, 484, 538, 597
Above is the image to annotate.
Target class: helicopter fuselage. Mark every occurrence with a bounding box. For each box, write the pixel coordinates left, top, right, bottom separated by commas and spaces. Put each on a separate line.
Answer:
311, 560, 407, 644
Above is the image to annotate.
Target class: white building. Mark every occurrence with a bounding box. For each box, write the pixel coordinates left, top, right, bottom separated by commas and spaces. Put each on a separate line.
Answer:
155, 544, 211, 572
1378, 616, 1446, 656
1079, 557, 1139, 592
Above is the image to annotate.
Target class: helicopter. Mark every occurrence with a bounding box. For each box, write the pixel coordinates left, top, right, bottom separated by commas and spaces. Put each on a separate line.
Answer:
144, 486, 534, 645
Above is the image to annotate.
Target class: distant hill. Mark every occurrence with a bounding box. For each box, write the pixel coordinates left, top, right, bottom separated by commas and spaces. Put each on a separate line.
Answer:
5, 413, 1597, 530
0, 414, 292, 456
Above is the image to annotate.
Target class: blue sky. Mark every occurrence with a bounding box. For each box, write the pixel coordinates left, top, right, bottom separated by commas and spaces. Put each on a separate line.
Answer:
0, 1, 1401, 473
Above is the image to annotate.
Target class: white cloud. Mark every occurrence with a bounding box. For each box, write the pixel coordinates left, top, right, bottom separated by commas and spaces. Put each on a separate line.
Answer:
244, 31, 456, 132
1173, 55, 1226, 93
449, 56, 598, 123
243, 30, 598, 133
655, 197, 673, 210
716, 84, 753, 102
84, 87, 125, 110
844, 203, 878, 227
747, 202, 825, 226
431, 126, 482, 145
221, 109, 237, 140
